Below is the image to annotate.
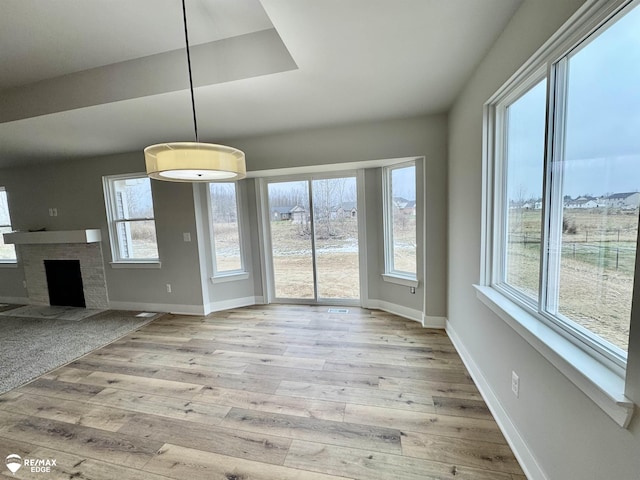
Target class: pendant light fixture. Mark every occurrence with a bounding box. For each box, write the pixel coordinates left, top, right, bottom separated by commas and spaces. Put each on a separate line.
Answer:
144, 0, 246, 182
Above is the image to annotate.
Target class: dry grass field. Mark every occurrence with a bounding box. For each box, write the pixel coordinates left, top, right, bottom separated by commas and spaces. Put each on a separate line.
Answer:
269, 216, 417, 300
270, 220, 360, 300
507, 208, 638, 351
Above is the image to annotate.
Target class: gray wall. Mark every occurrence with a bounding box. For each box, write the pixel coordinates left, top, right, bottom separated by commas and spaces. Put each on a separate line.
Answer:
448, 0, 640, 478
230, 114, 448, 318
0, 152, 206, 312
0, 114, 447, 320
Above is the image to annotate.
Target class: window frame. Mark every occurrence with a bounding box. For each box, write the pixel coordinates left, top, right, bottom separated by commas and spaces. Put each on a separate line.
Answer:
207, 180, 247, 280
382, 160, 418, 283
0, 186, 17, 263
481, 0, 638, 427
102, 173, 159, 265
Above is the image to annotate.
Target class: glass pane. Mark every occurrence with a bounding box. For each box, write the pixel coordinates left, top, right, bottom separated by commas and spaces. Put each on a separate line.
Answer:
117, 220, 158, 259
504, 79, 546, 300
268, 181, 314, 299
0, 190, 11, 226
113, 177, 155, 220
312, 177, 359, 300
390, 165, 416, 275
555, 5, 640, 353
0, 226, 17, 261
210, 183, 242, 273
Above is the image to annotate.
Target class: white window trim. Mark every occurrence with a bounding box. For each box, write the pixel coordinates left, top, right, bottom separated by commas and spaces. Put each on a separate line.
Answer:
0, 186, 17, 263
381, 273, 419, 288
382, 160, 418, 280
207, 180, 247, 279
102, 173, 159, 265
480, 0, 637, 427
256, 170, 364, 304
210, 272, 250, 284
109, 261, 161, 269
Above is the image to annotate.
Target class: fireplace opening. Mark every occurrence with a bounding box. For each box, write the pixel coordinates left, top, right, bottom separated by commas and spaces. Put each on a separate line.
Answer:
44, 259, 86, 308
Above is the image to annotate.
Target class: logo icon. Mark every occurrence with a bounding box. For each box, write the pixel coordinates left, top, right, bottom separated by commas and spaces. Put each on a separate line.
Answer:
5, 454, 22, 474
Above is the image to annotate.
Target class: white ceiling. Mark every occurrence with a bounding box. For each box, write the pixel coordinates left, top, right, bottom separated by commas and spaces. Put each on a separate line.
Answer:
0, 0, 522, 168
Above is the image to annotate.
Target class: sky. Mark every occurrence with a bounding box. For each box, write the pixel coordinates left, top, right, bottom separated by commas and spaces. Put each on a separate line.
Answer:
507, 3, 640, 200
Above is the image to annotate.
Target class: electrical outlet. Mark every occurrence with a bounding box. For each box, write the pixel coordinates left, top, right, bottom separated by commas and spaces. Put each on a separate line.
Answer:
183, 232, 191, 242
511, 371, 520, 398
166, 284, 172, 293
410, 286, 416, 294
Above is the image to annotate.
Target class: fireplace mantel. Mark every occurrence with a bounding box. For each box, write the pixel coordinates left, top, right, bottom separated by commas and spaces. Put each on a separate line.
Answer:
3, 229, 102, 245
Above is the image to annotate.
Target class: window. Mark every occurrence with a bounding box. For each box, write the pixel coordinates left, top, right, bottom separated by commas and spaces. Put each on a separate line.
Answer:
485, 2, 640, 370
383, 162, 417, 278
209, 182, 245, 276
103, 174, 159, 262
503, 78, 547, 302
0, 187, 17, 262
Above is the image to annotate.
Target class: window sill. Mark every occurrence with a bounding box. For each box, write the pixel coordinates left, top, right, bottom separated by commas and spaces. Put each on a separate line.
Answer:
0, 261, 18, 268
210, 272, 250, 284
110, 261, 161, 269
382, 273, 419, 288
474, 284, 634, 428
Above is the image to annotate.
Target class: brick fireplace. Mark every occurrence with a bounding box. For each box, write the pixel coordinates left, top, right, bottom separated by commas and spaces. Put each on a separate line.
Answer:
5, 230, 109, 309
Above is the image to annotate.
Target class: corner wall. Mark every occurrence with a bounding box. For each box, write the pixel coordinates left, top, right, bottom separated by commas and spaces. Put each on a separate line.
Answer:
231, 114, 448, 321
0, 152, 206, 313
0, 114, 448, 321
448, 0, 640, 478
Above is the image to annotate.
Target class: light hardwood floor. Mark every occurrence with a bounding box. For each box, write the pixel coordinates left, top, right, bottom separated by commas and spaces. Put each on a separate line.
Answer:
0, 305, 526, 479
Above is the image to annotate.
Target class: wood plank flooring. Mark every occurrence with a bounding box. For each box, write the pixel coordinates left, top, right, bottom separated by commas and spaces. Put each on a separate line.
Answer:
0, 305, 526, 479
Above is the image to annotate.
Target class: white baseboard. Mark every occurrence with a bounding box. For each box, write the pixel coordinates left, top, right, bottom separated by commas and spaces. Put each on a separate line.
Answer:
364, 299, 423, 324
204, 296, 263, 315
422, 314, 447, 329
108, 301, 206, 316
99, 296, 266, 316
363, 299, 446, 329
0, 296, 29, 305
446, 320, 547, 480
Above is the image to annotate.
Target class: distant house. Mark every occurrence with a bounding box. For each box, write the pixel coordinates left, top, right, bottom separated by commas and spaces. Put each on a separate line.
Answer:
331, 201, 358, 219
393, 196, 410, 209
271, 206, 294, 221
271, 205, 308, 223
401, 200, 416, 216
564, 197, 598, 209
393, 197, 416, 215
290, 205, 307, 224
602, 192, 640, 209
509, 199, 543, 210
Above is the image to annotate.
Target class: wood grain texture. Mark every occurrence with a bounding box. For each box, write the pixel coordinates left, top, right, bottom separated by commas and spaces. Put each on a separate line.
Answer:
0, 305, 524, 479
284, 440, 515, 480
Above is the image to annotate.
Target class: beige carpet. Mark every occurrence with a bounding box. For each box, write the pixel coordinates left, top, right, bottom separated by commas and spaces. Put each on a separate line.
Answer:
0, 307, 162, 394
0, 304, 103, 321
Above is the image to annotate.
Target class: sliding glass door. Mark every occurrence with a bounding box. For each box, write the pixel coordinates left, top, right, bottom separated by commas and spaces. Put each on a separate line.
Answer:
265, 175, 360, 303
267, 180, 315, 299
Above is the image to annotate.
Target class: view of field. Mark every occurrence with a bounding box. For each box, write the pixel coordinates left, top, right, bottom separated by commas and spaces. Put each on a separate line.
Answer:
506, 207, 638, 352
270, 219, 359, 299
267, 175, 418, 301
209, 183, 242, 273
268, 178, 361, 300
123, 221, 159, 259
0, 227, 16, 260
268, 212, 417, 300
0, 190, 17, 260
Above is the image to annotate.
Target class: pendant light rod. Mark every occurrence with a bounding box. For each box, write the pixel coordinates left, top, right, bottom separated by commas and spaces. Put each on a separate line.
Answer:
181, 0, 199, 143
144, 0, 247, 183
